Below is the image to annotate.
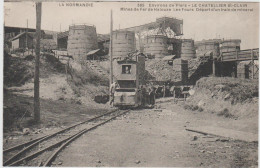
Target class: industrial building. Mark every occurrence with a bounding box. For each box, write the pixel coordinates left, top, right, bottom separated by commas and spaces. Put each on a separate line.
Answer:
5, 26, 58, 51
10, 32, 34, 50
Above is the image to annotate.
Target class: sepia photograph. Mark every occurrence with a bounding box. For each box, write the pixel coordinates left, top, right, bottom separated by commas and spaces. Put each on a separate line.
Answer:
2, 1, 259, 167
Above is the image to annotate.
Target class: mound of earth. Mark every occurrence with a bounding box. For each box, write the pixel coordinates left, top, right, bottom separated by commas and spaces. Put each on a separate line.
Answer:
145, 58, 202, 82
195, 77, 258, 104
4, 52, 65, 87
4, 53, 111, 131
184, 77, 258, 121
67, 60, 110, 103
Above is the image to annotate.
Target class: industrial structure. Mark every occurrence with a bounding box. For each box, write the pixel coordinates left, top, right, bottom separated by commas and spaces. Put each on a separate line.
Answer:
144, 35, 168, 59
180, 39, 195, 60
4, 16, 259, 82
195, 39, 221, 59
10, 32, 34, 50
5, 26, 57, 51
67, 24, 98, 61
112, 30, 136, 60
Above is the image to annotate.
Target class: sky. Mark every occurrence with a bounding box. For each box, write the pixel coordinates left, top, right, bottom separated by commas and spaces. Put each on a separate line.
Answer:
4, 1, 259, 49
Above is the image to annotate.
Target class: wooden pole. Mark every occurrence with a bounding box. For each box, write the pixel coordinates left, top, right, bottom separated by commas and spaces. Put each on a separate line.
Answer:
236, 49, 238, 60
212, 60, 216, 77
34, 2, 42, 122
26, 19, 28, 54
251, 49, 254, 79
138, 33, 141, 52
109, 10, 113, 85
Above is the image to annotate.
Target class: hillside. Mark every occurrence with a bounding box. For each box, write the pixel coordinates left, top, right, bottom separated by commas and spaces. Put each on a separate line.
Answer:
4, 52, 110, 130
183, 77, 258, 133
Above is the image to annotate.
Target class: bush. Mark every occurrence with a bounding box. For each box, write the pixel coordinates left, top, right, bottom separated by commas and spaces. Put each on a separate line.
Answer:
13, 48, 25, 53
44, 54, 66, 73
198, 107, 204, 112
196, 77, 258, 104
183, 104, 199, 111
217, 108, 234, 118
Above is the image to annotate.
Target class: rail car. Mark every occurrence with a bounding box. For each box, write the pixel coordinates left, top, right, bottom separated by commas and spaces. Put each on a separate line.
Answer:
112, 54, 154, 108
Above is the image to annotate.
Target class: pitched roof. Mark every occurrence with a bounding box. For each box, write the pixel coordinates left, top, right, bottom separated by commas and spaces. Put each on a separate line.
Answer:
10, 32, 34, 41
163, 55, 176, 60
86, 49, 101, 56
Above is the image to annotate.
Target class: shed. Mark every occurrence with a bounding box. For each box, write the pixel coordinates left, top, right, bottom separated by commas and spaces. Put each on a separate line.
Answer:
86, 49, 106, 60
10, 32, 34, 50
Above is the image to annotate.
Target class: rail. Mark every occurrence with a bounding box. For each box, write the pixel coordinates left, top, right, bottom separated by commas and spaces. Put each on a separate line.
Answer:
3, 109, 130, 166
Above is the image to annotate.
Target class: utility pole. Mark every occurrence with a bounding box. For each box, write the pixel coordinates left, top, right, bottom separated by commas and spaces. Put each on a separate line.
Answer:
109, 10, 114, 105
26, 19, 29, 54
25, 20, 28, 51
109, 10, 113, 85
34, 2, 42, 122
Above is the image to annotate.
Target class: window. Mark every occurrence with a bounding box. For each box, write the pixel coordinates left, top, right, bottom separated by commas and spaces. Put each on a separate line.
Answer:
122, 65, 131, 74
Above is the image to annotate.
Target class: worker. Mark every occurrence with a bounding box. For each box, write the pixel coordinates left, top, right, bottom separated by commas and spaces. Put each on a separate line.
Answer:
165, 82, 171, 97
149, 87, 155, 105
125, 66, 131, 74
109, 81, 119, 107
141, 85, 147, 106
170, 85, 175, 98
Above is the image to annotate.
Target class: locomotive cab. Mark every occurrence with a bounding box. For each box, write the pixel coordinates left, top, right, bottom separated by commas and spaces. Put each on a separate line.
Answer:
113, 55, 145, 108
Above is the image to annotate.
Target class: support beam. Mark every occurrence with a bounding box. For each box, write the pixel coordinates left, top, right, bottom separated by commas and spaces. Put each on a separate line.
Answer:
26, 19, 28, 54
251, 49, 254, 79
212, 60, 216, 77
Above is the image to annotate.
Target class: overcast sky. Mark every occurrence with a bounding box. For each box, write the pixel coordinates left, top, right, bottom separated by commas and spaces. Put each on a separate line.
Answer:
4, 1, 259, 49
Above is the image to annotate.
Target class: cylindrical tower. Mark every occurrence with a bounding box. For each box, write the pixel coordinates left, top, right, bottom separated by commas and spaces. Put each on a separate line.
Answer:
196, 39, 221, 59
67, 24, 98, 60
144, 35, 168, 59
112, 30, 135, 59
181, 39, 195, 60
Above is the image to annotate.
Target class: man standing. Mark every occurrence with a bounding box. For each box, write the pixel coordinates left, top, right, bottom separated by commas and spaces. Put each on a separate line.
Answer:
149, 86, 155, 105
109, 81, 118, 107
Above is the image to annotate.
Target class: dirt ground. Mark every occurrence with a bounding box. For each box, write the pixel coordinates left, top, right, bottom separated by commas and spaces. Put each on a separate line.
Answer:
53, 98, 258, 167
3, 92, 113, 150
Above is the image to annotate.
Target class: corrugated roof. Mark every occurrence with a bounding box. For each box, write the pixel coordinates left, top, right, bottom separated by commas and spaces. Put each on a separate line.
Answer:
86, 49, 100, 56
163, 55, 176, 60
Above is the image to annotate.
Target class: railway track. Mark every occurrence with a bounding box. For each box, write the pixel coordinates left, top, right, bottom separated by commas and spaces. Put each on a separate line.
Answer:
3, 109, 130, 167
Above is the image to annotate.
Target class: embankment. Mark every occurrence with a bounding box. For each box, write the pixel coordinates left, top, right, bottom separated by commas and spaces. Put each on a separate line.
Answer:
183, 77, 258, 132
